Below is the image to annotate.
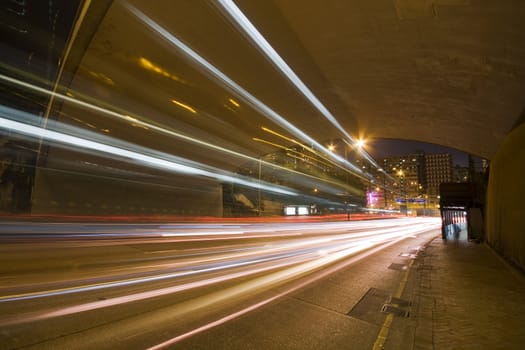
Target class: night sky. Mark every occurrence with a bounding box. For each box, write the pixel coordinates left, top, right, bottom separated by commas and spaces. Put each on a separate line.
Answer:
367, 139, 470, 167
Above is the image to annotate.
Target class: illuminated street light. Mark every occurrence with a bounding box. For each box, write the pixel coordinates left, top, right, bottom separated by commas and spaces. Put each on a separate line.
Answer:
396, 169, 408, 215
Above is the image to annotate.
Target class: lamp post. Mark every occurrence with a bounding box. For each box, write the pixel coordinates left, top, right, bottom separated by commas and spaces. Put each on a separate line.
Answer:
379, 168, 388, 209
397, 169, 408, 216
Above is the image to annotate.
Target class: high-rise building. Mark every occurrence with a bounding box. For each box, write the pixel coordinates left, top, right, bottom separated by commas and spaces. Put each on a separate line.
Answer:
425, 153, 453, 196
349, 147, 457, 210
380, 153, 425, 207
376, 152, 455, 208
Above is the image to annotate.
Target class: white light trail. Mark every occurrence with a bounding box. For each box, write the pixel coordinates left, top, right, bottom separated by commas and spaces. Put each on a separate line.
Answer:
0, 218, 440, 329
215, 0, 381, 170
123, 3, 370, 179
0, 73, 363, 192
0, 73, 256, 164
146, 230, 422, 349
0, 261, 295, 326
0, 110, 297, 196
0, 254, 290, 304
0, 219, 429, 302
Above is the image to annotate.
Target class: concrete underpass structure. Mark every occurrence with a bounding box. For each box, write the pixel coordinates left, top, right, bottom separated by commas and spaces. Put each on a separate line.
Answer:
486, 114, 525, 270
1, 1, 525, 271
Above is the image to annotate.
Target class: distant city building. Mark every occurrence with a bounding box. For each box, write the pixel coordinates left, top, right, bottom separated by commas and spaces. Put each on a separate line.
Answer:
453, 165, 469, 183
379, 153, 425, 207
425, 153, 453, 196
357, 148, 482, 211
366, 152, 454, 210
260, 137, 462, 213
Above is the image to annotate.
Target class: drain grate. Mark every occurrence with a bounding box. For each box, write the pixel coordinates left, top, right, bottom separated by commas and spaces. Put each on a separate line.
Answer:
347, 288, 391, 326
387, 296, 411, 307
381, 304, 410, 317
381, 296, 411, 318
348, 288, 412, 323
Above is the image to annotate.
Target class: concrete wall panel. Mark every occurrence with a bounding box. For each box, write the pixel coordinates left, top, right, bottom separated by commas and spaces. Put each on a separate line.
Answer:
31, 167, 223, 218
486, 120, 525, 271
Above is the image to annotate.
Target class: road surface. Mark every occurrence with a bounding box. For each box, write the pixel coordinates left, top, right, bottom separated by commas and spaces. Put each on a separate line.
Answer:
0, 217, 441, 349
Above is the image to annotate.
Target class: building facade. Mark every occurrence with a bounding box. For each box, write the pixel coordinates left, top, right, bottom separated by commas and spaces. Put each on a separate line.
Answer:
378, 153, 425, 206
369, 152, 454, 211
425, 153, 453, 196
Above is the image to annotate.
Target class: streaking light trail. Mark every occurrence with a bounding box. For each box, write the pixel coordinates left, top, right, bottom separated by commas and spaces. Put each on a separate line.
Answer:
0, 218, 440, 333
0, 73, 363, 194
0, 73, 256, 164
0, 108, 296, 196
123, 2, 372, 181
0, 219, 430, 304
214, 0, 382, 171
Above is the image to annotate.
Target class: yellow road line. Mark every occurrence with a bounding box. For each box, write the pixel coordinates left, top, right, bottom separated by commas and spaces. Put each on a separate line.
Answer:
372, 259, 414, 350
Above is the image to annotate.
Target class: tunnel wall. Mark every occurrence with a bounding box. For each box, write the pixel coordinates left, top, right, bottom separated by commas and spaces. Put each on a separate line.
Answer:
485, 119, 525, 271
31, 160, 224, 218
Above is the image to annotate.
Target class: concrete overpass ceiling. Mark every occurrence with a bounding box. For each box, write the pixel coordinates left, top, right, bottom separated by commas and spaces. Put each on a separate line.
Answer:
64, 0, 525, 164
234, 0, 525, 159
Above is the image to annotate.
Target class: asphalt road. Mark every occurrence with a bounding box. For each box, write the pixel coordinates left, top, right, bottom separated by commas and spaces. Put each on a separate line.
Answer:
0, 217, 441, 349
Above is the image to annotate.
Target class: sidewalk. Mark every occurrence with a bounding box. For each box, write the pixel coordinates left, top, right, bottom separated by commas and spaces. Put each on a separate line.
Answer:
410, 236, 525, 349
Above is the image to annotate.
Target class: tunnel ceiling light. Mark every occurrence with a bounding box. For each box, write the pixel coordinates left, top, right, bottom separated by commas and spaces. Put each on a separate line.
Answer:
139, 56, 185, 83
228, 98, 240, 107
171, 99, 197, 114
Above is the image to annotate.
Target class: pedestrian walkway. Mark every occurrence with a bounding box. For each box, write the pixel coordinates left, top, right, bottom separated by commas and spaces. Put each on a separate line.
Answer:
409, 236, 525, 350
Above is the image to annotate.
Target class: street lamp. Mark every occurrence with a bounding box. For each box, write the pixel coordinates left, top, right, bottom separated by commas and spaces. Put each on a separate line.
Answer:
397, 170, 408, 215
378, 168, 388, 209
